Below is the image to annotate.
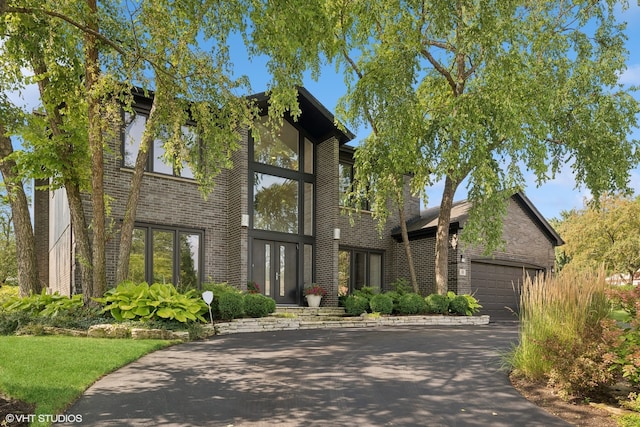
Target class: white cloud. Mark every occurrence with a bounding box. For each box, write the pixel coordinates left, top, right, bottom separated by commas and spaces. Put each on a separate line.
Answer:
619, 64, 640, 85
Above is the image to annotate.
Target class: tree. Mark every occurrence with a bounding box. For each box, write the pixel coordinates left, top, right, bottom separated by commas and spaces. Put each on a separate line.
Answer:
557, 194, 640, 283
0, 127, 39, 295
1, 0, 303, 300
253, 0, 640, 294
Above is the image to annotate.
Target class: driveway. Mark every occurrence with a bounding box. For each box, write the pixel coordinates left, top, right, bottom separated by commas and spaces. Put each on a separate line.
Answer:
62, 325, 569, 426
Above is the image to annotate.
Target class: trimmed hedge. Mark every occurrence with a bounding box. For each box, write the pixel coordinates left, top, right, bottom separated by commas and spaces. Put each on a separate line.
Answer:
449, 295, 470, 315
398, 293, 427, 315
244, 293, 276, 318
425, 293, 450, 314
344, 295, 370, 316
217, 291, 245, 321
369, 294, 393, 315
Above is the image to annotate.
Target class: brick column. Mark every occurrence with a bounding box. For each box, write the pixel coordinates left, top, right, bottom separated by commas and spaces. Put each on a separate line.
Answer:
315, 137, 339, 306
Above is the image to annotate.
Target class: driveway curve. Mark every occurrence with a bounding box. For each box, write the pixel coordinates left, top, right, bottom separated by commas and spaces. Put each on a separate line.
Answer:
62, 325, 569, 426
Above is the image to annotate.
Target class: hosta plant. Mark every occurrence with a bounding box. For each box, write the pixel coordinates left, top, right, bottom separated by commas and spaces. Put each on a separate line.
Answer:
94, 282, 207, 323
3, 290, 84, 317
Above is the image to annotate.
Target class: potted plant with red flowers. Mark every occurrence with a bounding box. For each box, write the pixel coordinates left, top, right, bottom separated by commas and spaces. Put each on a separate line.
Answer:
304, 284, 327, 307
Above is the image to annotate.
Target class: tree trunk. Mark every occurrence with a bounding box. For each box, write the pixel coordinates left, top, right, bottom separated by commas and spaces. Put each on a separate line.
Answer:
65, 183, 94, 299
0, 128, 41, 296
31, 57, 94, 300
398, 205, 419, 294
434, 175, 458, 295
116, 97, 158, 284
85, 0, 107, 298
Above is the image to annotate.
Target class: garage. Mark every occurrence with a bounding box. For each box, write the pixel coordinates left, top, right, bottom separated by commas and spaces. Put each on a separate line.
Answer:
471, 261, 543, 322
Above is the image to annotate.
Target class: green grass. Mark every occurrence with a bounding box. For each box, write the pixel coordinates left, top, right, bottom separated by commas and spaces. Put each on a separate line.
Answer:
0, 336, 173, 426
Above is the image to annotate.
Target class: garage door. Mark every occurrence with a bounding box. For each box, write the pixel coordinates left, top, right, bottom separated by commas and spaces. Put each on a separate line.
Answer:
471, 262, 541, 322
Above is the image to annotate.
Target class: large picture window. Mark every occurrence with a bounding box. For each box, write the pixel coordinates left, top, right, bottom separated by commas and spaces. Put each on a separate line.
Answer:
338, 248, 383, 295
128, 225, 202, 289
122, 112, 195, 179
253, 173, 298, 234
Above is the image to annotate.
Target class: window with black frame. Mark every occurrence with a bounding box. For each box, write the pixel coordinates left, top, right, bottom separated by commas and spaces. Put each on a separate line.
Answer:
128, 225, 202, 289
338, 160, 369, 210
122, 111, 196, 179
338, 248, 383, 295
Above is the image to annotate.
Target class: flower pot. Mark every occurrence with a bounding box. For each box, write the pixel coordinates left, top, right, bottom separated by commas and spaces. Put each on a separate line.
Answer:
305, 294, 322, 308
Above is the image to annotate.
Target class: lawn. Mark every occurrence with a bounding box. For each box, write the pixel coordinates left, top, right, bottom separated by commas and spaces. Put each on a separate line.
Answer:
0, 336, 174, 426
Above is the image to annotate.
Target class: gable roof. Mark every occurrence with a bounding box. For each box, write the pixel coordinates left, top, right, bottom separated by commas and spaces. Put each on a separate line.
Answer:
251, 87, 354, 145
392, 192, 564, 246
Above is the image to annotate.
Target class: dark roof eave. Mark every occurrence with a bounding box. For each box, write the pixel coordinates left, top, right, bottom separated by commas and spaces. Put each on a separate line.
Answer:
249, 87, 355, 144
393, 192, 564, 248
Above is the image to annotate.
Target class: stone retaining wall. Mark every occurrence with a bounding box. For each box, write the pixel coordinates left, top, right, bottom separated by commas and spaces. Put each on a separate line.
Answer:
214, 315, 490, 335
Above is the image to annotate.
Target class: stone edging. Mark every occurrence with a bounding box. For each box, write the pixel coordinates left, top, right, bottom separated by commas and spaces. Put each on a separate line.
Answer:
39, 315, 490, 340
214, 315, 490, 335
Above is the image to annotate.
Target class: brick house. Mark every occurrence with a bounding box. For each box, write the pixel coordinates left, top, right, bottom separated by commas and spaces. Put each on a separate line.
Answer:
391, 192, 564, 320
34, 87, 562, 316
35, 87, 419, 306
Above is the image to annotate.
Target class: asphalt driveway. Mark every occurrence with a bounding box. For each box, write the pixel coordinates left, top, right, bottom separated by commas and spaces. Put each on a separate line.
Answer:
62, 325, 569, 426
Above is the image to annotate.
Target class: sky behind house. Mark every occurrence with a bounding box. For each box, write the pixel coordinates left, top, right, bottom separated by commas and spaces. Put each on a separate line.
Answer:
5, 3, 640, 221
226, 4, 640, 221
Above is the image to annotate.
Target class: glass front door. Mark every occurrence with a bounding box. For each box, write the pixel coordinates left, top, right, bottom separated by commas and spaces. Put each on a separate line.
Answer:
252, 240, 298, 304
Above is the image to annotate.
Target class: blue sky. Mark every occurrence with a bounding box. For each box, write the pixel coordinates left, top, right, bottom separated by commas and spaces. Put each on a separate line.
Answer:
229, 4, 640, 221
6, 4, 640, 221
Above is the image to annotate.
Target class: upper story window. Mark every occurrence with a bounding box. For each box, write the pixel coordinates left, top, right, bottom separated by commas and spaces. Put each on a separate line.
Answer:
123, 111, 195, 179
253, 117, 299, 170
250, 116, 314, 236
339, 160, 369, 210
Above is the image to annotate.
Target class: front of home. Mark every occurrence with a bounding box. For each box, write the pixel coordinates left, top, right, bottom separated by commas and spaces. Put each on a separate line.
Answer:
34, 87, 562, 319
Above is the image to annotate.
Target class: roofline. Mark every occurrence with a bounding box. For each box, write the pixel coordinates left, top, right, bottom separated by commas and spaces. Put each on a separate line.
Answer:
249, 86, 355, 144
393, 191, 564, 247
512, 192, 565, 246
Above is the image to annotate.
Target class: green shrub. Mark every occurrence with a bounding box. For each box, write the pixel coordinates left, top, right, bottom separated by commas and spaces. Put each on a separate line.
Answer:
449, 295, 470, 315
244, 293, 276, 318
0, 310, 33, 335
217, 291, 245, 320
94, 282, 207, 323
353, 286, 377, 300
344, 295, 370, 316
398, 293, 427, 315
0, 285, 18, 305
426, 293, 450, 314
384, 291, 402, 313
202, 282, 242, 319
389, 278, 412, 295
369, 293, 393, 315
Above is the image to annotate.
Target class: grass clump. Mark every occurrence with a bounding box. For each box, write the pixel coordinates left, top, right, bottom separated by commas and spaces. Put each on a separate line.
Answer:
506, 267, 613, 397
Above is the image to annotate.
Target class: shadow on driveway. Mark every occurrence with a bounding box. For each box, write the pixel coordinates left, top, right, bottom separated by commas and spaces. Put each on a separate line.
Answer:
62, 325, 569, 426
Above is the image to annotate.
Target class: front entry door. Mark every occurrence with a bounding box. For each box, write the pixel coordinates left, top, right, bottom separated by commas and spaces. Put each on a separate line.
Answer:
252, 240, 298, 304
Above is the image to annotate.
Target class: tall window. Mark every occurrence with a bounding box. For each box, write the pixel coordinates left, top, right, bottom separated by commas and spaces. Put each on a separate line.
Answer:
128, 225, 202, 289
251, 116, 314, 237
339, 161, 369, 210
122, 112, 195, 179
338, 248, 383, 295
